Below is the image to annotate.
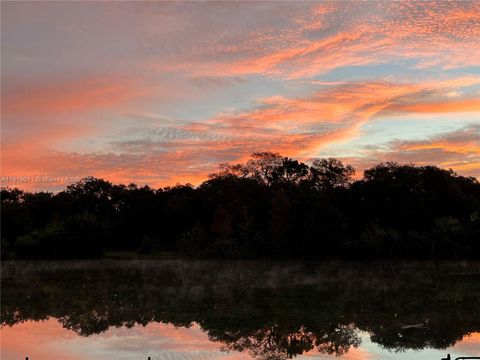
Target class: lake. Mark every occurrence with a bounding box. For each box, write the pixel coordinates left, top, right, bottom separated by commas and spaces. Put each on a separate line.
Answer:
1, 260, 479, 360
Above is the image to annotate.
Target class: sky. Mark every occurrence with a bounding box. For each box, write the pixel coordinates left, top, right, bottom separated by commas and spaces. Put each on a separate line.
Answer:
1, 1, 479, 190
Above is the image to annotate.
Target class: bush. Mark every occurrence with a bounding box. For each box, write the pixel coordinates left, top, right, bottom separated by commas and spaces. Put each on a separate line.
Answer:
15, 213, 105, 259
138, 235, 162, 254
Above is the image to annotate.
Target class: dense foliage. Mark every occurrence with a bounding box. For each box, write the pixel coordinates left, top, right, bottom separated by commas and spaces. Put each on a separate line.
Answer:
1, 153, 479, 259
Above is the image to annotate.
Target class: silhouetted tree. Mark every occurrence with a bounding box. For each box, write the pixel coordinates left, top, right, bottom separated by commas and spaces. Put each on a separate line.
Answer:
309, 158, 355, 190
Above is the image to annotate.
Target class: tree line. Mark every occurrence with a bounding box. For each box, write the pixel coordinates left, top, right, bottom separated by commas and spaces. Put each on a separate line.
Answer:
1, 152, 479, 259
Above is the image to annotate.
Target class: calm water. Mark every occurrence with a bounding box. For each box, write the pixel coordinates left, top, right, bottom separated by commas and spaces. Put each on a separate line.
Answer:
1, 260, 479, 360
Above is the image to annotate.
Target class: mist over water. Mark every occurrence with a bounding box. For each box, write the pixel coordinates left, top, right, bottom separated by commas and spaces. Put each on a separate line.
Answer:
1, 260, 479, 359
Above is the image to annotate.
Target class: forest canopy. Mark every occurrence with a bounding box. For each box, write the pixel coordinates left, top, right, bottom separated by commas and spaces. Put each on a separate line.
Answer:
2, 153, 479, 260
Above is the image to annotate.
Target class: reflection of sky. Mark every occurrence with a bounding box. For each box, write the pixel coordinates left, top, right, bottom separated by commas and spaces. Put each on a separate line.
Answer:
1, 320, 479, 360
2, 2, 480, 190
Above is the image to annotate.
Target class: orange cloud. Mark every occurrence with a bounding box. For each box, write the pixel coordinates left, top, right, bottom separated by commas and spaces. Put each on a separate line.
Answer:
1, 75, 154, 152
401, 141, 480, 156
385, 98, 480, 114
3, 76, 146, 117
342, 125, 480, 179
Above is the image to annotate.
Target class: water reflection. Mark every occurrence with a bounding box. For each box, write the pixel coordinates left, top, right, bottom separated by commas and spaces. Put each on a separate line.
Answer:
1, 260, 480, 359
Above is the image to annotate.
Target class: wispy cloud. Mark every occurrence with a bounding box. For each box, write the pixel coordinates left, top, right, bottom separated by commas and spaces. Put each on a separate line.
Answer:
342, 125, 480, 178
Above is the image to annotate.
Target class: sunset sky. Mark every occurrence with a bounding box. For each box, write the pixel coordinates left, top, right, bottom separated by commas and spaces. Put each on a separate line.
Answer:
2, 1, 479, 190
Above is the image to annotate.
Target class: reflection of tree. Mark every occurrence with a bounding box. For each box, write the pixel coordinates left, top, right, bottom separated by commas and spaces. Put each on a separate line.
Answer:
210, 324, 360, 360
315, 324, 361, 356
218, 325, 317, 360
1, 261, 479, 359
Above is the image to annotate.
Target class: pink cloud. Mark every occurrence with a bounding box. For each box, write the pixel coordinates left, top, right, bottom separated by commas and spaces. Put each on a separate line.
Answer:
144, 2, 480, 79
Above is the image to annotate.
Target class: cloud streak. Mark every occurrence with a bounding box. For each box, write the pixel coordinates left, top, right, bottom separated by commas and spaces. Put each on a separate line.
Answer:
342, 125, 480, 179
